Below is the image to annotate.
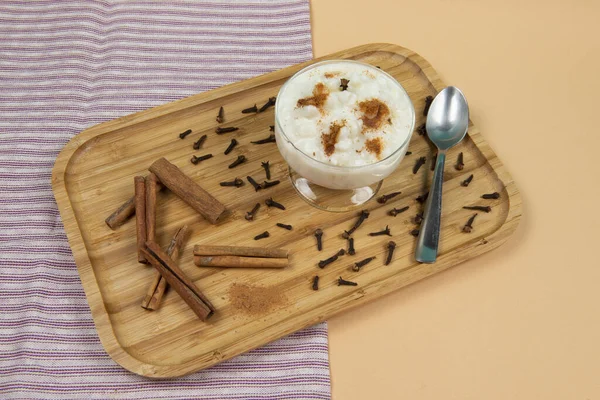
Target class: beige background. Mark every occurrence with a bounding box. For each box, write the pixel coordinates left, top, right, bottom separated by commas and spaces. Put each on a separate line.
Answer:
310, 0, 600, 398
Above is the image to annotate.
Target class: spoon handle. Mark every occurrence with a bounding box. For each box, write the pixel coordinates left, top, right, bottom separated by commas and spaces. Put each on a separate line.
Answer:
415, 151, 446, 263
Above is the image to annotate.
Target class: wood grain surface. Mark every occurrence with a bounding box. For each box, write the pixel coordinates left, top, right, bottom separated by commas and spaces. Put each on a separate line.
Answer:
51, 43, 521, 378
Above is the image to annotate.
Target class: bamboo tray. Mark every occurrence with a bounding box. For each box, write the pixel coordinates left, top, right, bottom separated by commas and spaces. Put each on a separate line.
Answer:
52, 43, 522, 378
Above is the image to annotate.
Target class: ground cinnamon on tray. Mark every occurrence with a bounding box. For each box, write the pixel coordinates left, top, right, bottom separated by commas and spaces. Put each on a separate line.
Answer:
229, 283, 288, 315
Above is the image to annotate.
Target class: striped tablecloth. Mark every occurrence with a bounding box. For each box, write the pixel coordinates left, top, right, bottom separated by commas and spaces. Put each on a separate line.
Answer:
0, 1, 331, 399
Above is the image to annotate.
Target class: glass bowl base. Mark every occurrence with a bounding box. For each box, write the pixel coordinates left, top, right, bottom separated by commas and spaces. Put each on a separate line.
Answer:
288, 168, 382, 212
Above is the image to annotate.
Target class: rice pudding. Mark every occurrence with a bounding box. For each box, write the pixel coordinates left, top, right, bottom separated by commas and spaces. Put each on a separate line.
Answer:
275, 60, 415, 190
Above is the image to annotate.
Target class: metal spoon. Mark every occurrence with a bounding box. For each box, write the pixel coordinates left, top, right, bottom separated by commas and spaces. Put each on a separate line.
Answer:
415, 86, 469, 263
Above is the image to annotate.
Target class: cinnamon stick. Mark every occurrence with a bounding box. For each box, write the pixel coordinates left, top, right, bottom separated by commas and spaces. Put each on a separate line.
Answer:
148, 158, 226, 224
134, 176, 147, 263
193, 245, 288, 259
141, 225, 188, 310
142, 241, 215, 321
145, 173, 158, 244
194, 255, 288, 269
105, 181, 163, 230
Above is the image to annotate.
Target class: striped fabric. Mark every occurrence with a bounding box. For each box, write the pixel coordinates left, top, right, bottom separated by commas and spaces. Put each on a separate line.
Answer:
0, 1, 331, 399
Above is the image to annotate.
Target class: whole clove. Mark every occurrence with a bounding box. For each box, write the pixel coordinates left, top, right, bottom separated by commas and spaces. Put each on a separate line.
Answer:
455, 152, 464, 170
224, 138, 238, 155
377, 191, 402, 204
347, 237, 355, 255
220, 177, 244, 188
417, 123, 427, 136
178, 129, 192, 139
276, 222, 292, 230
423, 95, 434, 116
254, 231, 270, 240
318, 249, 345, 268
251, 134, 276, 144
258, 96, 276, 113
314, 229, 323, 251
410, 229, 420, 237
388, 206, 409, 217
193, 134, 207, 150
481, 192, 500, 199
228, 155, 246, 169
261, 161, 271, 180
462, 213, 477, 233
340, 78, 349, 91
216, 106, 224, 123
413, 156, 426, 174
242, 104, 258, 113
245, 203, 260, 221
191, 154, 213, 165
352, 256, 375, 272
342, 210, 370, 239
461, 174, 474, 187
413, 212, 424, 225
265, 197, 285, 210
416, 192, 429, 204
369, 225, 392, 237
431, 152, 437, 171
269, 125, 275, 132
405, 151, 413, 155
247, 176, 262, 191
337, 276, 358, 286
463, 205, 492, 213
312, 275, 319, 291
261, 180, 280, 189
215, 126, 239, 135
385, 241, 396, 266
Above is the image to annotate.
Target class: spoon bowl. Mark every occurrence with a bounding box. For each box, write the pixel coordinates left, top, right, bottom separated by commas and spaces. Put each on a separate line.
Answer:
415, 86, 469, 263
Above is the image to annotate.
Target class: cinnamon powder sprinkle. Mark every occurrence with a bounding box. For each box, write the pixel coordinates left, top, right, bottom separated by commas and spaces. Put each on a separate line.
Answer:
297, 83, 329, 112
359, 98, 390, 132
365, 137, 383, 158
324, 72, 339, 78
321, 121, 344, 156
229, 283, 288, 315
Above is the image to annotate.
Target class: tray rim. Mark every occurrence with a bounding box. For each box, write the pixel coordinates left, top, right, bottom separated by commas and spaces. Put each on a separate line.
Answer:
51, 43, 522, 378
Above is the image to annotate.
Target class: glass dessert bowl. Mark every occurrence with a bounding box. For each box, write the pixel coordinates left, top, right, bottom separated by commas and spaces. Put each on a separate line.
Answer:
274, 60, 415, 212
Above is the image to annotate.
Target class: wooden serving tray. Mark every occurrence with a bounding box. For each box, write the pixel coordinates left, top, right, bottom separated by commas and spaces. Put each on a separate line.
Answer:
52, 43, 521, 378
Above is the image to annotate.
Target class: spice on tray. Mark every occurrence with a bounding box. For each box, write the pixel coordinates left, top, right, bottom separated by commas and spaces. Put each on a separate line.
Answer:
245, 203, 260, 221
269, 125, 275, 132
351, 256, 375, 272
224, 138, 238, 155
340, 78, 349, 91
347, 237, 355, 255
410, 229, 420, 237
276, 223, 292, 230
216, 126, 239, 135
377, 191, 402, 204
369, 225, 391, 236
318, 249, 345, 268
104, 181, 163, 230
254, 231, 270, 240
216, 106, 224, 123
417, 123, 427, 136
413, 156, 426, 174
191, 154, 213, 165
247, 176, 261, 191
228, 155, 246, 169
261, 180, 280, 189
145, 173, 158, 246
431, 152, 437, 171
261, 161, 271, 180
134, 176, 147, 263
455, 152, 464, 170
193, 134, 207, 150
482, 192, 500, 199
242, 104, 258, 113
229, 283, 288, 315
461, 174, 474, 187
416, 192, 429, 204
423, 95, 433, 116
265, 197, 285, 210
463, 205, 492, 213
178, 129, 192, 139
220, 177, 244, 188
342, 210, 370, 239
258, 96, 276, 113
149, 158, 226, 224
194, 245, 289, 259
312, 276, 319, 291
462, 213, 478, 233
195, 255, 288, 269
251, 134, 276, 144
337, 277, 358, 286
314, 228, 323, 251
413, 212, 424, 225
141, 225, 188, 311
385, 241, 396, 266
406, 151, 412, 155
388, 206, 409, 217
